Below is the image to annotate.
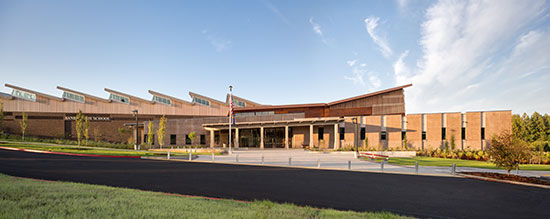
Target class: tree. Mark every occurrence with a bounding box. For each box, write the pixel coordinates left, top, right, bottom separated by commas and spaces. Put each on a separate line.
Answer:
488, 131, 531, 175
157, 115, 167, 149
147, 121, 154, 147
83, 116, 90, 145
544, 113, 550, 141
118, 127, 132, 144
20, 112, 28, 140
75, 110, 85, 145
520, 113, 531, 142
530, 112, 546, 141
512, 114, 528, 140
402, 135, 408, 150
188, 131, 197, 145
450, 134, 456, 150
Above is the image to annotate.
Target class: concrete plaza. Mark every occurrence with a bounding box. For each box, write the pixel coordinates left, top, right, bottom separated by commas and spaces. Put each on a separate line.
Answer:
193, 149, 550, 178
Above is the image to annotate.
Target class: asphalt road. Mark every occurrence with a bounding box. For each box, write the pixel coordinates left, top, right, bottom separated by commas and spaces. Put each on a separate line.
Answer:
1, 149, 549, 219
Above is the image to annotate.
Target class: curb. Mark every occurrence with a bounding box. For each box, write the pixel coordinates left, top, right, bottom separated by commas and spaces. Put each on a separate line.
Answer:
458, 173, 550, 189
0, 146, 141, 158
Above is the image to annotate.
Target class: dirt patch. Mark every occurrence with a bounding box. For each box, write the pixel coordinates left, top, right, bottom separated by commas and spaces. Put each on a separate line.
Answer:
462, 172, 550, 186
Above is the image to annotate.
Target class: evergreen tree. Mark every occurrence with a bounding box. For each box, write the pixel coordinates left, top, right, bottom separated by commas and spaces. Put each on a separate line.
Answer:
544, 113, 550, 141
531, 112, 546, 141
521, 113, 532, 142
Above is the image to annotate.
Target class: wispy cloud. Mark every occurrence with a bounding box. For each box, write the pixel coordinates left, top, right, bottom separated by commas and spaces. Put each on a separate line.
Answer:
202, 30, 232, 52
345, 60, 382, 91
364, 16, 393, 58
309, 17, 331, 45
394, 0, 549, 113
263, 0, 292, 27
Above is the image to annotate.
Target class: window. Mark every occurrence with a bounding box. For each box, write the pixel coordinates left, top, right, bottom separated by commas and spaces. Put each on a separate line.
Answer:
193, 97, 210, 106
234, 99, 246, 107
339, 127, 345, 140
360, 127, 366, 140
11, 89, 36, 102
442, 128, 446, 140
170, 135, 176, 145
109, 93, 129, 104
481, 128, 485, 140
152, 95, 171, 105
422, 131, 426, 140
461, 127, 466, 140
186, 134, 192, 144
62, 91, 85, 103
200, 134, 206, 144
381, 131, 387, 141
235, 111, 275, 117
402, 131, 406, 140
318, 127, 324, 140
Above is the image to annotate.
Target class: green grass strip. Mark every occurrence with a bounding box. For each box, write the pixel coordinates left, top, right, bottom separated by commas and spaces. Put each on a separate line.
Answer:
0, 173, 409, 219
365, 156, 550, 171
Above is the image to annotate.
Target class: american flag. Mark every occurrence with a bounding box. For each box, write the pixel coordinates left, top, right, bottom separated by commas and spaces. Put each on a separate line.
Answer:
230, 96, 235, 125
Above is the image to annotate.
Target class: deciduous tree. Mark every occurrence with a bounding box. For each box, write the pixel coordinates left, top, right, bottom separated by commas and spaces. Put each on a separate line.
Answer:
488, 131, 531, 175
20, 112, 28, 140
84, 116, 90, 145
75, 110, 85, 145
157, 115, 167, 149
147, 121, 154, 147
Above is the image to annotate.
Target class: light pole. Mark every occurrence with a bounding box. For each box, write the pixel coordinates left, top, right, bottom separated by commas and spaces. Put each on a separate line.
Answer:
228, 85, 233, 155
132, 109, 139, 150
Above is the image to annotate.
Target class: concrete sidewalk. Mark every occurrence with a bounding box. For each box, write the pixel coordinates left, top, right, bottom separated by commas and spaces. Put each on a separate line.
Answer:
192, 149, 550, 177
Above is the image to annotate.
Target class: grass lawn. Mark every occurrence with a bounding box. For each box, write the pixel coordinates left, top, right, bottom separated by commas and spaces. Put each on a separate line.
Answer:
0, 174, 409, 219
0, 141, 219, 157
365, 156, 550, 171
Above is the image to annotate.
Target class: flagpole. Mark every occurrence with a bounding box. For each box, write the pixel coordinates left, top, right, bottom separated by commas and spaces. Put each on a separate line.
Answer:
229, 85, 232, 155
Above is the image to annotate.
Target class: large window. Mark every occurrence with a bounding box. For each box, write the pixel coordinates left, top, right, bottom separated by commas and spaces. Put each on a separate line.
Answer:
109, 93, 129, 104
11, 89, 36, 102
193, 97, 210, 106
318, 127, 324, 140
153, 95, 171, 105
360, 127, 366, 140
481, 128, 485, 140
200, 134, 206, 145
422, 131, 426, 140
461, 127, 466, 140
339, 127, 345, 140
442, 127, 446, 140
170, 135, 176, 145
62, 91, 85, 103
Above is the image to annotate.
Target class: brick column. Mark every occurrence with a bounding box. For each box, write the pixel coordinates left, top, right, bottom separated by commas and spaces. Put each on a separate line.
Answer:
285, 125, 289, 149
210, 130, 214, 148
309, 124, 313, 148
260, 126, 264, 149
235, 128, 239, 148
334, 123, 339, 150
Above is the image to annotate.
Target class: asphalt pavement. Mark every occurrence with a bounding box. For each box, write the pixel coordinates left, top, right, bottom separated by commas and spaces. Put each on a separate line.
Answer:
1, 149, 549, 219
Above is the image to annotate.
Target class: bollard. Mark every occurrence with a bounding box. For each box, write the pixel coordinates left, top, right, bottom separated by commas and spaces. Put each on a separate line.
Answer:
452, 163, 456, 176
348, 160, 351, 170
261, 155, 264, 165
415, 161, 419, 174
211, 152, 215, 162
381, 161, 384, 171
236, 154, 239, 163
167, 150, 171, 160
288, 157, 292, 166
188, 151, 192, 161
317, 159, 321, 168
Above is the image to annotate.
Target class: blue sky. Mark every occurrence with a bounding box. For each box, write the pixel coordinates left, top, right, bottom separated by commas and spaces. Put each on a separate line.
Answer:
0, 0, 549, 114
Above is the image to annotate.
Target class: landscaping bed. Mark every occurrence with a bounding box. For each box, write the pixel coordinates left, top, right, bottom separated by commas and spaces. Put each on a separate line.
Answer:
461, 172, 550, 186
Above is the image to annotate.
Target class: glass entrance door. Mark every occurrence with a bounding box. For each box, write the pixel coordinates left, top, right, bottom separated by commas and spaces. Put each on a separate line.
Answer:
264, 127, 285, 148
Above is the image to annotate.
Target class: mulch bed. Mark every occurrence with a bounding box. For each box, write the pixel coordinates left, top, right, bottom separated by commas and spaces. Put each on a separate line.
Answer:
462, 172, 550, 186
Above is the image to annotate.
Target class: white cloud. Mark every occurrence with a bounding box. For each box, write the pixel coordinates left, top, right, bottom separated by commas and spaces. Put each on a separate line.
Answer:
346, 59, 357, 67
395, 0, 549, 113
364, 16, 393, 58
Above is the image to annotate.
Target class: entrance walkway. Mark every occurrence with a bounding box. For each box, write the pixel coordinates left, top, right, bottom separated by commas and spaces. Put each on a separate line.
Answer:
194, 149, 550, 177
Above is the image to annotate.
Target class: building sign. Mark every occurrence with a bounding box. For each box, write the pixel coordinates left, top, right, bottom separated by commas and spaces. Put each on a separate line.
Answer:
64, 116, 111, 121
11, 89, 36, 102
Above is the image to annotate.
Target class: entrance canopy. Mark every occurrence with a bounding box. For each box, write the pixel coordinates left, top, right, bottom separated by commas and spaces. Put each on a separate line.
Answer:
202, 117, 344, 130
